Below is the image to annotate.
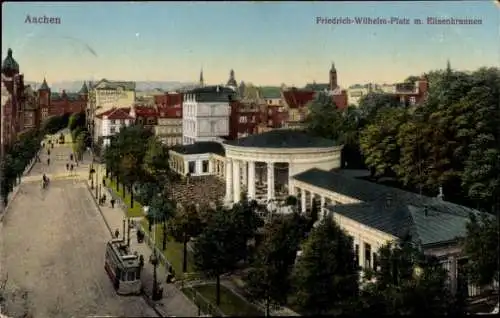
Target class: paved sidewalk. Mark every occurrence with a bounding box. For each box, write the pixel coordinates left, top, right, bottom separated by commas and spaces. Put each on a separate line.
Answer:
84, 162, 199, 317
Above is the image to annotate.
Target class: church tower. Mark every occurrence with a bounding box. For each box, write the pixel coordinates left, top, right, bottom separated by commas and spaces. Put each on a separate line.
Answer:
329, 62, 338, 90
38, 78, 51, 108
199, 68, 204, 87
226, 69, 237, 91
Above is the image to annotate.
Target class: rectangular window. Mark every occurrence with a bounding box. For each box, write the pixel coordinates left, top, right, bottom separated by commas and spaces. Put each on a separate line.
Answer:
127, 271, 136, 281
355, 244, 359, 266
202, 160, 209, 173
410, 96, 416, 105
110, 127, 116, 134
188, 161, 195, 174
111, 119, 116, 125
364, 243, 372, 268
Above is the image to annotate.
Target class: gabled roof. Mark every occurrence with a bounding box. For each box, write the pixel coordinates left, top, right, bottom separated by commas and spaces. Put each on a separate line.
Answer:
293, 168, 486, 246
96, 107, 134, 120
304, 83, 329, 91
133, 105, 157, 117
171, 141, 225, 156
282, 89, 315, 109
79, 82, 88, 94
259, 86, 282, 99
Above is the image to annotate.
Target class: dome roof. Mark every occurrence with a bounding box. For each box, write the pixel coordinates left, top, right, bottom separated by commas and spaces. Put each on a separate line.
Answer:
224, 129, 339, 149
2, 48, 20, 75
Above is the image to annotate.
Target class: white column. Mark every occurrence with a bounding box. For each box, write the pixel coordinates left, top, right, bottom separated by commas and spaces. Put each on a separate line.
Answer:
225, 159, 233, 203
360, 241, 366, 269
267, 162, 275, 201
301, 188, 307, 213
184, 160, 189, 176
320, 196, 326, 219
233, 160, 241, 203
248, 161, 256, 200
242, 162, 248, 188
208, 159, 213, 174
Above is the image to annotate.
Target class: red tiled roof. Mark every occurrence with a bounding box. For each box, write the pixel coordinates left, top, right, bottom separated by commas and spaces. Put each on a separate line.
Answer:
157, 107, 182, 118
134, 105, 158, 117
96, 107, 134, 120
283, 89, 315, 109
154, 93, 183, 108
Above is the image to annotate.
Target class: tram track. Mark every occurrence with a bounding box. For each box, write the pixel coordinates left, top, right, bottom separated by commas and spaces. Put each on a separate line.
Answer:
1, 180, 157, 317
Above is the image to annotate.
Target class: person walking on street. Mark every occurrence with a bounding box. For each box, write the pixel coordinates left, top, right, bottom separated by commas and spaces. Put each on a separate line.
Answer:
70, 153, 73, 161
66, 163, 69, 171
114, 229, 120, 239
47, 157, 50, 166
110, 198, 115, 208
47, 149, 50, 156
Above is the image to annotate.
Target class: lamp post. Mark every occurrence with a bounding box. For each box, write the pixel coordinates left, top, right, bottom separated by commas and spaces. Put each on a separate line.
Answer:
122, 218, 126, 242
90, 168, 95, 190
127, 218, 131, 248
95, 167, 98, 198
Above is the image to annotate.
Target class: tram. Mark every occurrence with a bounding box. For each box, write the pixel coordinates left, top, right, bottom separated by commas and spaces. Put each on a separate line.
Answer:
104, 238, 142, 295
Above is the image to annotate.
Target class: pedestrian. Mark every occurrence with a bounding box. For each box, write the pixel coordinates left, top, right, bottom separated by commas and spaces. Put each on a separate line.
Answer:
139, 254, 144, 270
110, 198, 115, 208
114, 229, 120, 239
102, 194, 107, 204
47, 149, 50, 156
70, 153, 73, 161
70, 164, 74, 172
66, 163, 69, 171
47, 157, 50, 165
102, 178, 106, 186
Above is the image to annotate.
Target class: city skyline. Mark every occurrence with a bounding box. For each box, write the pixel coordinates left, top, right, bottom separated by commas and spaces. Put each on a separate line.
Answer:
2, 1, 498, 87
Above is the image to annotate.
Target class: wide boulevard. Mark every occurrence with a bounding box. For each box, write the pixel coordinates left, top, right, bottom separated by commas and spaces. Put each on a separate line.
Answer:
0, 133, 157, 317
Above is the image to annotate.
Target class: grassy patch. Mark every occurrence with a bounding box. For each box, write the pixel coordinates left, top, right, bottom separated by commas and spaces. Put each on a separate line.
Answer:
140, 218, 196, 276
105, 177, 144, 217
192, 283, 264, 317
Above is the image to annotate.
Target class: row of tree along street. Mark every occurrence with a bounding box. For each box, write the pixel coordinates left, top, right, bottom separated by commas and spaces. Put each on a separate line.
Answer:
67, 112, 91, 160
0, 113, 72, 206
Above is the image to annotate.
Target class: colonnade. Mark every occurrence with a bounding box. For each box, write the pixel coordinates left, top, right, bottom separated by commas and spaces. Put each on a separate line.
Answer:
225, 159, 276, 203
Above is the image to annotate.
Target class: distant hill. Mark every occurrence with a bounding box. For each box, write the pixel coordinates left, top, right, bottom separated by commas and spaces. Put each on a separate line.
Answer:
23, 80, 196, 93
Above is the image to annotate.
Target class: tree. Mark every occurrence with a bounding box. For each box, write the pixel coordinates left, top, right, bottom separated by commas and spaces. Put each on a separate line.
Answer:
245, 215, 308, 315
359, 107, 408, 178
68, 111, 86, 132
357, 92, 401, 123
193, 206, 247, 305
229, 198, 263, 262
136, 181, 160, 206
143, 136, 170, 175
75, 131, 87, 160
463, 212, 499, 287
292, 218, 359, 315
169, 204, 203, 272
148, 194, 176, 248
359, 236, 463, 315
306, 92, 344, 141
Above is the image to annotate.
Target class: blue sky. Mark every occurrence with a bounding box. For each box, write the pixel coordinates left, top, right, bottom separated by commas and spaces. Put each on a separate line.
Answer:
2, 1, 498, 87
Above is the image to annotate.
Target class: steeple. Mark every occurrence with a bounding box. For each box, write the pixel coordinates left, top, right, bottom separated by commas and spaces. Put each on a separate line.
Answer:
330, 62, 336, 73
226, 69, 237, 89
329, 61, 338, 90
199, 68, 204, 87
39, 78, 50, 91
79, 81, 88, 94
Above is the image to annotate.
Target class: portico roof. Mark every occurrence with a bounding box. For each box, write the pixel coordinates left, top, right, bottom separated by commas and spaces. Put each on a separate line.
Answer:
170, 142, 225, 156
223, 129, 338, 149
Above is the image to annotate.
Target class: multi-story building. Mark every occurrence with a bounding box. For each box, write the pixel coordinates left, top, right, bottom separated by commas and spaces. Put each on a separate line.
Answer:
94, 108, 134, 146
229, 100, 261, 139
153, 92, 183, 146
282, 88, 316, 129
37, 79, 88, 122
182, 85, 234, 145
1, 48, 33, 147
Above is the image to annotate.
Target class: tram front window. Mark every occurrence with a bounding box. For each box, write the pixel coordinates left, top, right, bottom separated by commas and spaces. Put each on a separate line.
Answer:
127, 271, 136, 281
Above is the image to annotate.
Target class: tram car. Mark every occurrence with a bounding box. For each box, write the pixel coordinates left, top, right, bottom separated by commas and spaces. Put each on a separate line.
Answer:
104, 238, 142, 295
